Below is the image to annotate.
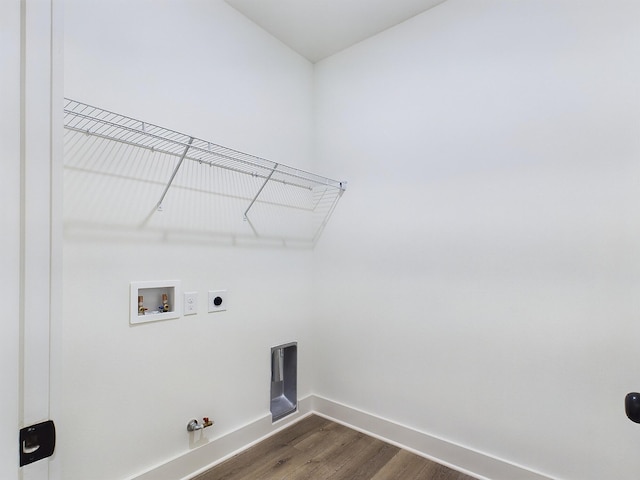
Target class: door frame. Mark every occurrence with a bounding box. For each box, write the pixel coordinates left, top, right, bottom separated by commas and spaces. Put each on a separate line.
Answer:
1, 0, 63, 478
0, 0, 23, 477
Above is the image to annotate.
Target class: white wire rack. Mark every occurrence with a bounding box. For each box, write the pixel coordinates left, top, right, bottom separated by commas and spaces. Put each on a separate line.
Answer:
63, 98, 346, 245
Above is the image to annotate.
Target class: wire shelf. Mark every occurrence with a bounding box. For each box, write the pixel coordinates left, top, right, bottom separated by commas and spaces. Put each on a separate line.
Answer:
63, 98, 346, 246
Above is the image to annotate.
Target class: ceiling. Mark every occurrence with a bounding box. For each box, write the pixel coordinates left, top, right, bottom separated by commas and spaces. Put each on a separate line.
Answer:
225, 0, 447, 63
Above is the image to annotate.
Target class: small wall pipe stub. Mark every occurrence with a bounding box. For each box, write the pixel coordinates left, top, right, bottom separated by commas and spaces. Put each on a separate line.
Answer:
187, 418, 214, 432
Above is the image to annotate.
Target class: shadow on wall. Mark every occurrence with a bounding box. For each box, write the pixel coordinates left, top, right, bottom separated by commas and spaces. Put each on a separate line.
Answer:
63, 124, 344, 250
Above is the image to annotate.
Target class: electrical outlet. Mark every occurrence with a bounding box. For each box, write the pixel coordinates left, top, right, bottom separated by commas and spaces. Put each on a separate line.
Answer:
183, 292, 198, 315
208, 290, 227, 313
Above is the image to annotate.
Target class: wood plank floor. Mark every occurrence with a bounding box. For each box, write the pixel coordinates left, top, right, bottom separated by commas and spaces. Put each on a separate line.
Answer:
193, 415, 477, 480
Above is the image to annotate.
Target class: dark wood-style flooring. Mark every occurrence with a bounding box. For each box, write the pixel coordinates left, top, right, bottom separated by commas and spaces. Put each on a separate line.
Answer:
193, 415, 477, 480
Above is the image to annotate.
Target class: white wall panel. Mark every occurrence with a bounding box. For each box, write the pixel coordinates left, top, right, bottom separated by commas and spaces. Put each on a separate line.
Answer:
312, 1, 640, 479
62, 1, 314, 479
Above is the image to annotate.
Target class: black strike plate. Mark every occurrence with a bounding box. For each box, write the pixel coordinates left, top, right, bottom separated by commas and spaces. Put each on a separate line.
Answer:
19, 420, 56, 467
625, 393, 640, 424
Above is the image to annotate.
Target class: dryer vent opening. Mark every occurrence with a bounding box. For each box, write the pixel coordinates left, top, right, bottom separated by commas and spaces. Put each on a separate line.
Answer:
270, 342, 297, 422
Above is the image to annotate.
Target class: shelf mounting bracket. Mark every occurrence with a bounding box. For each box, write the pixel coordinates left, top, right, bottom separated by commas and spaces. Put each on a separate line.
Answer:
155, 137, 194, 211
244, 163, 278, 222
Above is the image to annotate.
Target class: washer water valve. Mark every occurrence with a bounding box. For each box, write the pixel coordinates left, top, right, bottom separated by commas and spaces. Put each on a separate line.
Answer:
187, 417, 214, 432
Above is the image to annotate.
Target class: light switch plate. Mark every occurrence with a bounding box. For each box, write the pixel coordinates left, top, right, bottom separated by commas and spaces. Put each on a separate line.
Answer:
183, 291, 198, 315
208, 290, 227, 313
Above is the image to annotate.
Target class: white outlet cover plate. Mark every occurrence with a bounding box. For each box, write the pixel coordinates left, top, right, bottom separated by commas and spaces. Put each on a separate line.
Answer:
208, 290, 227, 313
183, 291, 198, 315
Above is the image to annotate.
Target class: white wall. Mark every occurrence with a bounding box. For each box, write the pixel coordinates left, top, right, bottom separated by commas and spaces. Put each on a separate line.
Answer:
63, 1, 640, 479
312, 1, 640, 479
62, 1, 314, 479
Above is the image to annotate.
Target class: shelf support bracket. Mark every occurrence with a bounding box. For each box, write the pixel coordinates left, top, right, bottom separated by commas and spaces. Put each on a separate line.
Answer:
244, 164, 278, 222
155, 137, 194, 211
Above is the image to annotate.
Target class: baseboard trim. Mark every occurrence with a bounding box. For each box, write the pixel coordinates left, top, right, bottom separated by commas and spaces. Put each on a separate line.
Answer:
310, 395, 555, 480
129, 394, 555, 480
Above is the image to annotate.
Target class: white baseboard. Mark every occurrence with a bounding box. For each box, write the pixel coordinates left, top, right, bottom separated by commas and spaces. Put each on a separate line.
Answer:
310, 395, 555, 480
130, 394, 555, 480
